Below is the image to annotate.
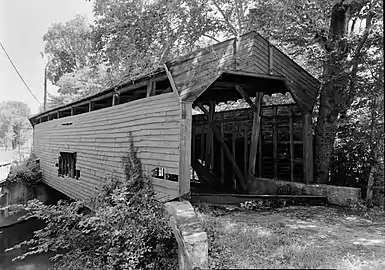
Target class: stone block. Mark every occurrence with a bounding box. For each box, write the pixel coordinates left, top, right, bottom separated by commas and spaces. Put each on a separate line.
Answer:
165, 201, 208, 270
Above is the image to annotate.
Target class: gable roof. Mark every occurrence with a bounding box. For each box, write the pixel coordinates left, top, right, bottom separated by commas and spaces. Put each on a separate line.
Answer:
167, 31, 320, 112
30, 31, 320, 124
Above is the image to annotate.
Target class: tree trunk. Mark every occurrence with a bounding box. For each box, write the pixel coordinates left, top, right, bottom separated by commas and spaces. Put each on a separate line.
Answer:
315, 81, 340, 183
314, 1, 350, 184
314, 0, 374, 184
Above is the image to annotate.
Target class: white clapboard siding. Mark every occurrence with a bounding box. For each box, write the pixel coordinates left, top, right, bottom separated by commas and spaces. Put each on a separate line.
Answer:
33, 93, 181, 201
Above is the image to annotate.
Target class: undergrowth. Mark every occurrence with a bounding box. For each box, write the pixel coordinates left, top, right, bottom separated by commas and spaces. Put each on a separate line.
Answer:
194, 202, 385, 269
5, 153, 42, 188
7, 133, 178, 270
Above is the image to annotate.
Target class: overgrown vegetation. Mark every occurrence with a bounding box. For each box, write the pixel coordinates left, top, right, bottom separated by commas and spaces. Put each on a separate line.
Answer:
194, 203, 385, 269
7, 135, 178, 270
6, 153, 42, 188
0, 101, 31, 151
41, 0, 384, 203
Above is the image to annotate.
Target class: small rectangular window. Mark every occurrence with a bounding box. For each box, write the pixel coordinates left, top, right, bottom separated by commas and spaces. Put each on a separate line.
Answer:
58, 152, 77, 178
35, 159, 40, 169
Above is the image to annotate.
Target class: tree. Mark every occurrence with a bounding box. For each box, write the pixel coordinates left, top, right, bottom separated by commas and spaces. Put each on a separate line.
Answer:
43, 0, 383, 186
0, 101, 31, 150
245, 0, 383, 184
92, 0, 222, 83
43, 14, 93, 85
313, 0, 382, 183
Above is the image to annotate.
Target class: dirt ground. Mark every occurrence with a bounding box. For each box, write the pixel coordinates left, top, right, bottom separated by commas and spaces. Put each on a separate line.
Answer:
196, 205, 385, 269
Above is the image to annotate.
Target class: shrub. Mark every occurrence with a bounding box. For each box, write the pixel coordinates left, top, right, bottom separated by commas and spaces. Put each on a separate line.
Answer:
8, 134, 178, 270
6, 153, 42, 188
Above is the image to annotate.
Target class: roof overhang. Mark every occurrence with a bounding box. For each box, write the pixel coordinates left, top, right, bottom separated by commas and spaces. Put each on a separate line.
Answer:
192, 70, 291, 106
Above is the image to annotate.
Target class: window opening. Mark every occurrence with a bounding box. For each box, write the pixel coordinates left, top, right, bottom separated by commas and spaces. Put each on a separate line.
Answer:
58, 152, 78, 179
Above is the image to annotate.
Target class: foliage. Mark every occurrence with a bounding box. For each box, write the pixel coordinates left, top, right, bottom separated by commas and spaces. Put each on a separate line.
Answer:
42, 0, 384, 187
0, 101, 32, 150
92, 0, 221, 79
6, 153, 42, 188
43, 14, 93, 85
329, 33, 384, 200
7, 134, 177, 270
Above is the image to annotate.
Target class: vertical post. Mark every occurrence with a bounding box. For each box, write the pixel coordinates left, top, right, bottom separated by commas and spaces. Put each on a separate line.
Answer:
70, 107, 74, 116
200, 133, 204, 163
248, 92, 263, 176
192, 124, 196, 181
146, 79, 155, 97
205, 102, 214, 169
112, 93, 119, 106
232, 118, 236, 190
268, 43, 274, 75
43, 65, 47, 111
273, 107, 278, 179
179, 102, 192, 197
209, 101, 215, 170
289, 108, 295, 181
302, 113, 313, 184
220, 115, 225, 185
244, 126, 248, 176
88, 101, 94, 112
258, 123, 263, 177
232, 37, 239, 70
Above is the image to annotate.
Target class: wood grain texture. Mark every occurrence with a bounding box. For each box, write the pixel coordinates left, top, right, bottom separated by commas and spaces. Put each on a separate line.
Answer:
33, 93, 182, 201
178, 102, 192, 196
248, 92, 262, 176
166, 31, 319, 113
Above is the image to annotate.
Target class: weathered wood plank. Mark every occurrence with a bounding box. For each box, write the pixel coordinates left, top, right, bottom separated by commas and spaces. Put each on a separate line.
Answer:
164, 63, 180, 96
34, 93, 182, 201
289, 108, 295, 182
220, 115, 225, 185
178, 102, 192, 196
197, 103, 247, 190
248, 92, 263, 176
273, 107, 278, 179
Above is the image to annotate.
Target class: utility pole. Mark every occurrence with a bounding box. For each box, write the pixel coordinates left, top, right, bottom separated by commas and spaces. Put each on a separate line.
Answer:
43, 65, 47, 111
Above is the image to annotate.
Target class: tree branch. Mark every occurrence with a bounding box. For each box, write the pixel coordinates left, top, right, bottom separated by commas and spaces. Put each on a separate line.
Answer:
211, 0, 238, 35
234, 0, 245, 34
346, 3, 376, 107
202, 34, 221, 43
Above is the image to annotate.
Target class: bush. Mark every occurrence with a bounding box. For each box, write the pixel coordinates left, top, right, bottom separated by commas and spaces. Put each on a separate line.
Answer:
8, 134, 178, 270
6, 153, 42, 188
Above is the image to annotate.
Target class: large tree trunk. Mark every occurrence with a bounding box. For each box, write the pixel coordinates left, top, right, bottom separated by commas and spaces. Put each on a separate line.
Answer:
314, 0, 374, 184
314, 2, 350, 184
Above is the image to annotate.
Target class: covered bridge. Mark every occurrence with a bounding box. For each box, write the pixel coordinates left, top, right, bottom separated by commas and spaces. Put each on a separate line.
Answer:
29, 31, 320, 202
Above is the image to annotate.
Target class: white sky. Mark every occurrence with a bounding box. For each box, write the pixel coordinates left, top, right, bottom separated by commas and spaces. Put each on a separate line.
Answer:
0, 0, 94, 115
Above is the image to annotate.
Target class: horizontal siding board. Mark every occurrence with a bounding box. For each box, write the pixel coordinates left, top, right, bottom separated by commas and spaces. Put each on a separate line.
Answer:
34, 94, 182, 201
273, 55, 317, 90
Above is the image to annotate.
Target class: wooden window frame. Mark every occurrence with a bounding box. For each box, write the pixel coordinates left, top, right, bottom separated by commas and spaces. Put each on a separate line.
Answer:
58, 152, 78, 179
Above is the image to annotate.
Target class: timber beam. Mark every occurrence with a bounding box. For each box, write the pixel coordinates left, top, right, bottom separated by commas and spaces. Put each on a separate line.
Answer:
197, 103, 247, 190
235, 85, 259, 113
234, 85, 263, 177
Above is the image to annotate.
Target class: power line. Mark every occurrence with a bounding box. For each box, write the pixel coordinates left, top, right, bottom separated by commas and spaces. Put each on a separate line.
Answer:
0, 40, 42, 105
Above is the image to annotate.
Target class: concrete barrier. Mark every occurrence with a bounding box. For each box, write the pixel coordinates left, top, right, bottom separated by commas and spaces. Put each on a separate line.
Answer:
165, 201, 208, 270
276, 180, 361, 206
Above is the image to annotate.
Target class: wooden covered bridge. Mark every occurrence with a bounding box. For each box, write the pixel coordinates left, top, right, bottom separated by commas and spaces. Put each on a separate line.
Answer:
29, 31, 320, 202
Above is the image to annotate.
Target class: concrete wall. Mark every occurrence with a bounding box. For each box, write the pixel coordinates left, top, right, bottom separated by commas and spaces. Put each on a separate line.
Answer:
165, 201, 208, 270
0, 182, 68, 208
276, 180, 361, 206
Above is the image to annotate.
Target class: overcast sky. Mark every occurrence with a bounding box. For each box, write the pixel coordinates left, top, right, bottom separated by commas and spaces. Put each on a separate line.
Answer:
0, 0, 94, 114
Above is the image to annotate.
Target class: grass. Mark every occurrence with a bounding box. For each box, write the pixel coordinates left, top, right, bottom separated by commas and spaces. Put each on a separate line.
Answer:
194, 203, 385, 269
